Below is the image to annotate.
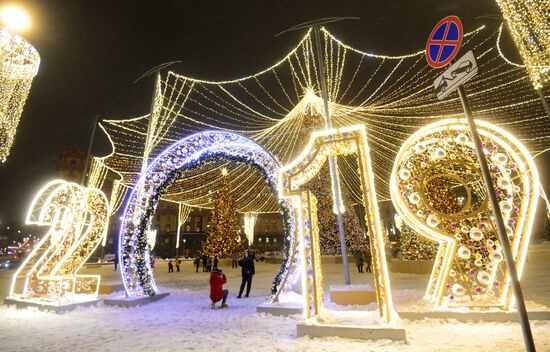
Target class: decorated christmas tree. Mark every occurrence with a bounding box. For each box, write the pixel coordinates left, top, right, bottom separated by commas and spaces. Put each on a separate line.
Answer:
295, 111, 368, 255
202, 169, 243, 258
398, 222, 437, 260
306, 164, 369, 255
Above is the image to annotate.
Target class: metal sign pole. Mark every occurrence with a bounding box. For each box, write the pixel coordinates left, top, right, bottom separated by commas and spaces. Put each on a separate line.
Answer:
457, 84, 536, 352
81, 116, 99, 186
313, 25, 351, 285
276, 17, 359, 286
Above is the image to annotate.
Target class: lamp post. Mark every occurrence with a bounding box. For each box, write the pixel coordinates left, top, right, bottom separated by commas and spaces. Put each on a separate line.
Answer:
277, 17, 359, 285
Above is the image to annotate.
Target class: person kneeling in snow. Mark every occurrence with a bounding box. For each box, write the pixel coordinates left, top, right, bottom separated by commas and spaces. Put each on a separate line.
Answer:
209, 268, 229, 309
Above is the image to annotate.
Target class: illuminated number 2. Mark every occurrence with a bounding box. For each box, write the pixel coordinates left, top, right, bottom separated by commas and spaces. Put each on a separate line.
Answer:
9, 180, 110, 304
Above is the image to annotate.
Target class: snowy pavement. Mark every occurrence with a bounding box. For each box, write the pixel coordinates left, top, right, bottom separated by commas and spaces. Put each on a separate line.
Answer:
1, 243, 549, 351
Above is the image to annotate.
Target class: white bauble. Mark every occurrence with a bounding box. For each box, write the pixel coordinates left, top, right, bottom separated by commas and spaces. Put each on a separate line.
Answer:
500, 201, 513, 213
409, 193, 421, 205
399, 168, 411, 181
414, 143, 427, 153
426, 214, 439, 227
457, 245, 471, 260
454, 133, 469, 144
469, 227, 483, 241
497, 177, 510, 189
452, 284, 466, 296
490, 252, 503, 262
492, 153, 508, 165
477, 271, 491, 286
432, 148, 447, 160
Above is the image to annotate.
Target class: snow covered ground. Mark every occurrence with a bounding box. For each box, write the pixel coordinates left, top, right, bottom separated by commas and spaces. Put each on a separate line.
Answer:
1, 243, 549, 351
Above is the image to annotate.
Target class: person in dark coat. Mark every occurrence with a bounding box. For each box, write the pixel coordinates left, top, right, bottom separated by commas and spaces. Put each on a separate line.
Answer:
213, 256, 219, 270
168, 260, 174, 273
237, 250, 255, 298
364, 249, 372, 273
194, 254, 201, 273
202, 254, 207, 272
231, 251, 238, 268
206, 257, 212, 272
353, 250, 364, 273
113, 252, 119, 271
175, 258, 181, 272
209, 268, 228, 309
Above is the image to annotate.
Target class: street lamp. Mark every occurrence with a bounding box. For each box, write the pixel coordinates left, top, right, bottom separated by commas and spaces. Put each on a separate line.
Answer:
0, 5, 31, 32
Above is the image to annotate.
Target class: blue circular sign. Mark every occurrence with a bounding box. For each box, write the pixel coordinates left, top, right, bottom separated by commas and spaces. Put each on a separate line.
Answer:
426, 16, 463, 68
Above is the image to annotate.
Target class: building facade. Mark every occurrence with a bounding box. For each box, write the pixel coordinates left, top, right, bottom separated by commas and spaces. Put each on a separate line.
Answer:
56, 148, 88, 183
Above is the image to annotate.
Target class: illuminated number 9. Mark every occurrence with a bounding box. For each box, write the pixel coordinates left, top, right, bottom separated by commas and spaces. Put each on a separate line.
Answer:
391, 119, 539, 309
9, 180, 110, 304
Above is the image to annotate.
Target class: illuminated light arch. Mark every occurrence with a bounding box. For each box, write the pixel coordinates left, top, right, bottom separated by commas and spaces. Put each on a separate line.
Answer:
9, 180, 110, 305
390, 119, 539, 309
279, 124, 396, 323
119, 131, 298, 297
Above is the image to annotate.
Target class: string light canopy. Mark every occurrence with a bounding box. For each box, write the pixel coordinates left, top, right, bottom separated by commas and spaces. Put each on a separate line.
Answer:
89, 26, 550, 215
494, 0, 549, 89
0, 29, 40, 162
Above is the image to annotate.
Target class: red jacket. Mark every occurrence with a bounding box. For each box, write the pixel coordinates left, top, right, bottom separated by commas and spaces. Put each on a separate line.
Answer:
209, 272, 227, 302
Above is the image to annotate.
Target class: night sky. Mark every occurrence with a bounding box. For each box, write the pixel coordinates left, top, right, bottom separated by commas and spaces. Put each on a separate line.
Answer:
0, 0, 540, 225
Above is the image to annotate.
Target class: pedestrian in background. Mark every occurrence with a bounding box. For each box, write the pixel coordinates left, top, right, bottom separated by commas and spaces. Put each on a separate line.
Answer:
213, 256, 219, 270
114, 252, 119, 272
168, 260, 174, 273
237, 250, 255, 298
194, 254, 201, 273
353, 250, 364, 273
364, 249, 372, 273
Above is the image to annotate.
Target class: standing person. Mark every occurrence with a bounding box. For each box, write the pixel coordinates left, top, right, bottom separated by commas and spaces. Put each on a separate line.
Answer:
168, 260, 174, 273
175, 257, 181, 272
364, 249, 372, 273
113, 252, 119, 272
150, 255, 155, 269
231, 251, 238, 269
213, 256, 219, 271
237, 250, 255, 298
194, 254, 201, 273
209, 268, 229, 309
353, 250, 364, 273
206, 257, 212, 272
202, 254, 207, 272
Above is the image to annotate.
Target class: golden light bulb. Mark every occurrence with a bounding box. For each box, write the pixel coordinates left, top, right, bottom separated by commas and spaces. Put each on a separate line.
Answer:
221, 167, 228, 176
1, 5, 31, 32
